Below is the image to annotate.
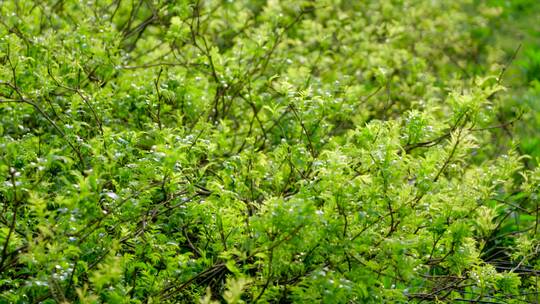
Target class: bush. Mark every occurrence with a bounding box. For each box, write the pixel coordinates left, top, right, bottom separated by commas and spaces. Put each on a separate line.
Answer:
0, 1, 538, 303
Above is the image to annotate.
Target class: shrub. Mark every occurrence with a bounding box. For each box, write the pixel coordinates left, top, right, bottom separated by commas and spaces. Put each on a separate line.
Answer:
0, 0, 538, 303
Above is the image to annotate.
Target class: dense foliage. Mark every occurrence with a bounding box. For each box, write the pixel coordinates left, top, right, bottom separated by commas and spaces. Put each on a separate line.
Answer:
0, 0, 539, 303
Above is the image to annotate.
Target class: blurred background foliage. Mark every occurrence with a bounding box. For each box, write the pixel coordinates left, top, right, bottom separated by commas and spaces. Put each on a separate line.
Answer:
483, 0, 540, 163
